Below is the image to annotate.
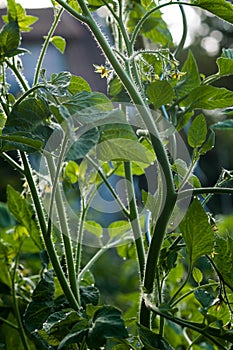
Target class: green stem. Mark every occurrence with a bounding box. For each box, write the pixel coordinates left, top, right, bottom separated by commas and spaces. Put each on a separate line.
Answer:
5, 59, 29, 91
14, 84, 46, 107
174, 1, 188, 57
169, 265, 191, 305
20, 152, 80, 310
201, 175, 232, 206
86, 155, 130, 218
140, 186, 177, 327
46, 152, 80, 304
124, 162, 145, 281
12, 250, 31, 350
179, 187, 233, 200
33, 7, 64, 85
78, 235, 131, 282
144, 296, 227, 349
170, 282, 218, 308
130, 2, 198, 49
178, 154, 198, 190
75, 197, 86, 276
1, 152, 24, 174
0, 316, 19, 330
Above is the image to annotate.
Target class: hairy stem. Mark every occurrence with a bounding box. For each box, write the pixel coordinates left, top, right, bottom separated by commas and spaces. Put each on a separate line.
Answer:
12, 250, 31, 350
33, 7, 64, 85
20, 152, 80, 310
124, 161, 145, 281
46, 152, 80, 304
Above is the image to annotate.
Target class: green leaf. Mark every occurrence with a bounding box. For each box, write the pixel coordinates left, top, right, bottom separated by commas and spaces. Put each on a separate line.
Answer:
57, 325, 88, 350
137, 323, 174, 350
24, 271, 55, 333
184, 85, 233, 110
222, 48, 233, 59
43, 310, 83, 335
0, 239, 16, 262
7, 185, 44, 250
171, 159, 201, 188
65, 127, 100, 161
147, 80, 174, 109
206, 49, 233, 82
0, 21, 20, 61
87, 306, 128, 348
211, 119, 233, 130
80, 270, 95, 287
62, 161, 79, 184
141, 0, 153, 8
97, 138, 153, 163
214, 234, 233, 289
192, 266, 203, 284
191, 0, 233, 25
0, 202, 15, 228
3, 0, 38, 32
180, 198, 214, 264
127, 4, 173, 46
188, 114, 207, 148
0, 133, 43, 152
108, 77, 124, 97
175, 51, 200, 100
50, 35, 66, 54
194, 290, 215, 309
44, 71, 71, 96
198, 131, 215, 155
87, 0, 114, 11
4, 97, 50, 133
68, 75, 91, 94
80, 285, 99, 307
38, 310, 86, 347
108, 220, 131, 239
63, 91, 112, 114
216, 57, 233, 78
84, 220, 103, 238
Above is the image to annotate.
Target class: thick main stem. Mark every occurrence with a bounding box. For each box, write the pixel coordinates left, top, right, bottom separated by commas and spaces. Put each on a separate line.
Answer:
124, 162, 145, 281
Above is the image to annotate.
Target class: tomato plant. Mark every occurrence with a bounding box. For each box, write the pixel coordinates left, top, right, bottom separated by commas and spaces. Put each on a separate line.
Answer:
0, 0, 233, 349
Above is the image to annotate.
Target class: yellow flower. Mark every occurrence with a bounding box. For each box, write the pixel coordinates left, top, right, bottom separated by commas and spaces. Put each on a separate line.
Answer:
93, 64, 111, 78
171, 71, 186, 80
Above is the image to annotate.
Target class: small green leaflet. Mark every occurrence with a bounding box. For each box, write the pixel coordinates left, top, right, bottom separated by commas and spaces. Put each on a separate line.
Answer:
50, 36, 66, 54
65, 128, 100, 161
211, 119, 233, 131
198, 130, 215, 155
3, 0, 38, 32
87, 306, 128, 348
147, 80, 174, 109
0, 21, 25, 61
24, 271, 55, 333
175, 50, 200, 101
180, 198, 214, 265
68, 75, 91, 94
137, 323, 174, 350
206, 49, 233, 83
188, 114, 207, 148
214, 234, 233, 289
191, 0, 233, 25
84, 221, 103, 238
184, 85, 233, 110
7, 185, 44, 250
63, 161, 79, 184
